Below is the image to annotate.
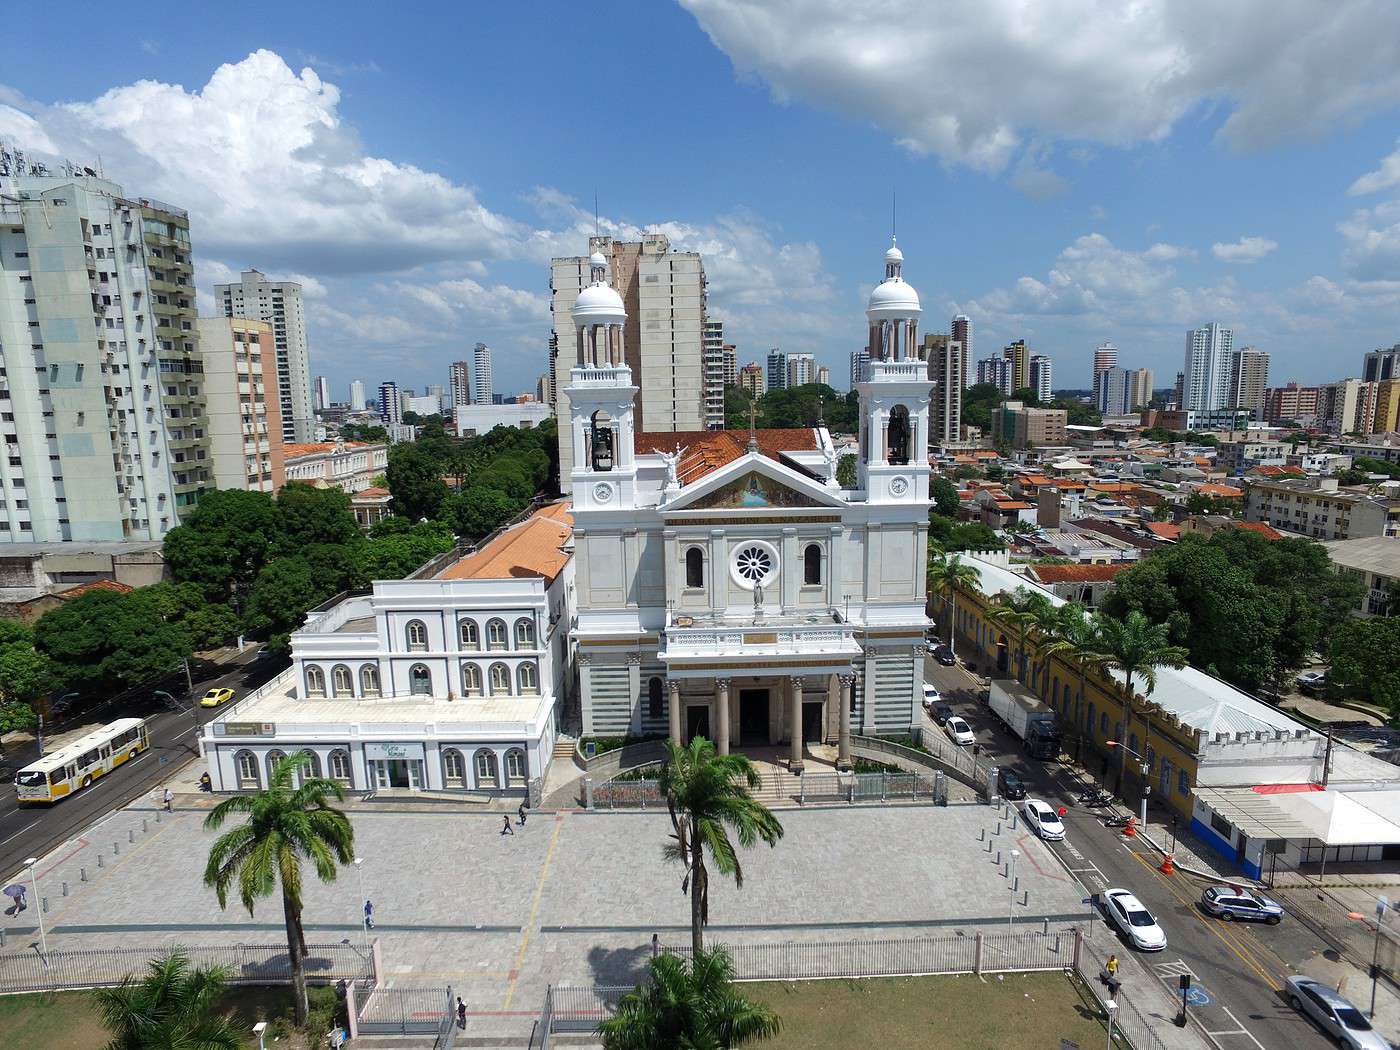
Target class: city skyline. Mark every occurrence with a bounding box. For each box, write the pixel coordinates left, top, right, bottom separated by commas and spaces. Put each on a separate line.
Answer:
4, 5, 1400, 396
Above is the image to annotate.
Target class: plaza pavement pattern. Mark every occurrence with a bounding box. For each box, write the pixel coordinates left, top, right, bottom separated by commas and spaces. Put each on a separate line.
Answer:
3, 794, 1088, 1041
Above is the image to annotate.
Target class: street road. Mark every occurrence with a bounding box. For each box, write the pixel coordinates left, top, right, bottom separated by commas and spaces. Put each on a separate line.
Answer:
0, 649, 285, 877
922, 652, 1340, 1050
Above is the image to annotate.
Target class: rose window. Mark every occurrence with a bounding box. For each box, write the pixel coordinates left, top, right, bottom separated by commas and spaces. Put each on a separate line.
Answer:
734, 545, 773, 583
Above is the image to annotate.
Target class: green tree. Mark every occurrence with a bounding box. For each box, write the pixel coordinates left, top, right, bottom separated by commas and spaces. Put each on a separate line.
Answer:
1185, 492, 1239, 517
339, 422, 389, 442
927, 514, 1005, 553
1052, 603, 1108, 759
354, 525, 456, 583
930, 475, 960, 517
386, 442, 449, 521
244, 558, 325, 652
35, 589, 191, 695
444, 486, 523, 539
1010, 386, 1041, 406
599, 948, 781, 1050
926, 554, 980, 656
723, 386, 754, 429
986, 589, 1043, 682
1095, 611, 1189, 795
961, 383, 1005, 431
1049, 398, 1102, 426
145, 581, 242, 651
94, 948, 243, 1050
0, 621, 52, 734
163, 489, 280, 605
835, 452, 857, 488
659, 737, 784, 956
203, 750, 355, 1025
274, 482, 360, 553
1329, 616, 1400, 716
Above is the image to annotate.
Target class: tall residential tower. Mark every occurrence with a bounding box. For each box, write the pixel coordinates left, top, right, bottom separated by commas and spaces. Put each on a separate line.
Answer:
1182, 322, 1234, 412
215, 269, 314, 443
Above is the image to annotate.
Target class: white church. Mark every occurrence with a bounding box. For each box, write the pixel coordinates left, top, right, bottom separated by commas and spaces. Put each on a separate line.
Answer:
567, 239, 935, 770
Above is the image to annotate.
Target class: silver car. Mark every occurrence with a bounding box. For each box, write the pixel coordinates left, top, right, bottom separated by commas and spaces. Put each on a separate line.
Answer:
1286, 976, 1391, 1050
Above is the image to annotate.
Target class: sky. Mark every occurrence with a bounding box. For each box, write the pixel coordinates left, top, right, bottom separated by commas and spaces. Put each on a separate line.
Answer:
4, 0, 1400, 401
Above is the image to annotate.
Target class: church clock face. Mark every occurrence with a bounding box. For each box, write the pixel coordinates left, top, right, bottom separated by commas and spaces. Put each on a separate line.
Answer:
593, 482, 614, 503
890, 477, 909, 496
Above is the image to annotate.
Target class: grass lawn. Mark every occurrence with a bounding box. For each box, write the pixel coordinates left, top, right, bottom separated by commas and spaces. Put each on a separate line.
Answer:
742, 970, 1110, 1050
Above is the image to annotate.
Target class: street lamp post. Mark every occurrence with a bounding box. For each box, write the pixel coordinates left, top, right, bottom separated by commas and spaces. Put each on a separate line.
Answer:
1372, 896, 1390, 1019
1104, 998, 1118, 1050
1105, 741, 1151, 824
1008, 849, 1020, 928
24, 857, 47, 958
353, 857, 367, 952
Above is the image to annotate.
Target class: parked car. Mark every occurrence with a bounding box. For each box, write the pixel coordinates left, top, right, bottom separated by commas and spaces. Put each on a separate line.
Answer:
930, 701, 954, 726
1200, 886, 1283, 924
933, 645, 957, 666
1296, 670, 1328, 694
1103, 888, 1167, 951
998, 769, 1027, 800
944, 716, 975, 746
199, 686, 235, 708
921, 684, 943, 710
1286, 976, 1391, 1049
1023, 798, 1065, 840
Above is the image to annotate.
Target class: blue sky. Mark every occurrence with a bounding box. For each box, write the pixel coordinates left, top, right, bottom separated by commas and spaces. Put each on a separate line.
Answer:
5, 0, 1400, 400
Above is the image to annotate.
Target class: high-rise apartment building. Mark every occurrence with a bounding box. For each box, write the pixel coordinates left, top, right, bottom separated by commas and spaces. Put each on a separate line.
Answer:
817, 365, 830, 386
314, 375, 331, 411
1091, 343, 1118, 407
1096, 367, 1130, 415
0, 172, 214, 541
702, 319, 725, 429
1183, 322, 1234, 412
549, 233, 704, 484
850, 349, 869, 389
379, 381, 401, 428
1127, 368, 1154, 412
1173, 371, 1186, 407
975, 355, 1012, 393
1319, 378, 1377, 435
951, 314, 973, 391
471, 342, 493, 405
349, 379, 366, 412
1029, 355, 1053, 403
216, 270, 314, 444
737, 362, 766, 398
1229, 346, 1270, 419
767, 349, 789, 392
992, 401, 1067, 449
925, 334, 963, 445
448, 360, 470, 410
786, 352, 816, 387
1261, 382, 1321, 423
1363, 346, 1400, 383
1003, 339, 1030, 391
199, 317, 284, 492
722, 345, 737, 388
1375, 380, 1400, 434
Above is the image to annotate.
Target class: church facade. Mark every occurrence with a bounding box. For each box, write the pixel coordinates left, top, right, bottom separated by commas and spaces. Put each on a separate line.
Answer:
566, 241, 935, 769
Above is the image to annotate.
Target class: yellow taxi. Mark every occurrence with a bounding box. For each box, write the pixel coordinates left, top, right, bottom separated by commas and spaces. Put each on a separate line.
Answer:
199, 686, 236, 708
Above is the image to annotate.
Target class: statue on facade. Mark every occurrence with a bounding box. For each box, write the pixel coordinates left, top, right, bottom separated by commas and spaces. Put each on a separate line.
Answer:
660, 443, 686, 487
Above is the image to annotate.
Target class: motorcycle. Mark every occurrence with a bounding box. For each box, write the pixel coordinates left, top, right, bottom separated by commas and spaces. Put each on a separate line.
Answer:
1101, 813, 1134, 828
1077, 788, 1114, 808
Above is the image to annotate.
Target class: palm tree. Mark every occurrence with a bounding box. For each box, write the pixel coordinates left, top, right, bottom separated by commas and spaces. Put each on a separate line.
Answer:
1095, 611, 1189, 798
659, 737, 784, 956
95, 948, 243, 1050
1022, 595, 1071, 697
986, 590, 1042, 682
599, 947, 781, 1050
926, 553, 980, 657
203, 750, 355, 1025
1053, 603, 1108, 760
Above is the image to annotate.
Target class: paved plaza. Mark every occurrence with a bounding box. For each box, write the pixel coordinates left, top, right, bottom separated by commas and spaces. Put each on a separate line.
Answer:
2, 790, 1087, 1040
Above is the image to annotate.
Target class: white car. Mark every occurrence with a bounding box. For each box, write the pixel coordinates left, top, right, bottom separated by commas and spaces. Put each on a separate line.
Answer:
1022, 799, 1065, 841
944, 716, 975, 746
922, 683, 942, 706
1103, 888, 1167, 951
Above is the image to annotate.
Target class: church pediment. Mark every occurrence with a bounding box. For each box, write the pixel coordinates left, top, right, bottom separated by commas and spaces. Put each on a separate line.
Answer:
692, 470, 827, 509
661, 455, 845, 514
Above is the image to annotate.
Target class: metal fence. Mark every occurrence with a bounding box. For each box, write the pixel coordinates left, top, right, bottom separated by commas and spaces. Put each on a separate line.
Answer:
593, 769, 952, 809
356, 983, 453, 1035
432, 987, 458, 1049
0, 941, 369, 995
533, 984, 630, 1048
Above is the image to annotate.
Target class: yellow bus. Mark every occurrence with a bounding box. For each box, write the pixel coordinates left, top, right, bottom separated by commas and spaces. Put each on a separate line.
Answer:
13, 718, 150, 803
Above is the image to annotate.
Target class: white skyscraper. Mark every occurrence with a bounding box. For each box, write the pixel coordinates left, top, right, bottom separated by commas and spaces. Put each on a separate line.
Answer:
1183, 322, 1234, 412
1029, 355, 1053, 403
850, 348, 869, 388
216, 270, 315, 443
314, 375, 331, 411
472, 343, 493, 405
703, 319, 725, 429
786, 352, 816, 387
349, 380, 366, 412
952, 315, 973, 389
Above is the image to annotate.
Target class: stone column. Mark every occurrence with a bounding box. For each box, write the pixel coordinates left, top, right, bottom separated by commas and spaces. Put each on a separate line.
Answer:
668, 679, 682, 745
715, 678, 731, 755
789, 676, 804, 771
837, 673, 854, 770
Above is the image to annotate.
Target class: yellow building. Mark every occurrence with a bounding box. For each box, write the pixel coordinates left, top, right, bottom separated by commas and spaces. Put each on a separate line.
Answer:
1374, 379, 1400, 434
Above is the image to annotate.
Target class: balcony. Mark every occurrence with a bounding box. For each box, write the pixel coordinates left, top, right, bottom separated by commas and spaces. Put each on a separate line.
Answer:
660, 609, 862, 668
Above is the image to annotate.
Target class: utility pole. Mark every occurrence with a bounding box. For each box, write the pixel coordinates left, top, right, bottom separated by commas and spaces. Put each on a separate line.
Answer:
1322, 729, 1333, 787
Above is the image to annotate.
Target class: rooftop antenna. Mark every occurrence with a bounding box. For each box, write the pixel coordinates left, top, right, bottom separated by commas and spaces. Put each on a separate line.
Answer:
891, 187, 897, 240
747, 401, 759, 454
593, 190, 599, 236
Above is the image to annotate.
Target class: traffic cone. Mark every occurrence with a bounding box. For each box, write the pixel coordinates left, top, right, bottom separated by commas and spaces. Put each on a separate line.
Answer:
1122, 817, 1137, 838
1159, 854, 1175, 875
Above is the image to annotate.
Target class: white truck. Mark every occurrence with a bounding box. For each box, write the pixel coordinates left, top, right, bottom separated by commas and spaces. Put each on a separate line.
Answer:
988, 680, 1060, 759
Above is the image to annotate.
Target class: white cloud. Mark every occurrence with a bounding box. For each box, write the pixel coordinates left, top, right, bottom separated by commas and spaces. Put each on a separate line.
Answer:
1350, 139, 1400, 196
681, 0, 1400, 175
1212, 236, 1278, 263
1339, 199, 1400, 281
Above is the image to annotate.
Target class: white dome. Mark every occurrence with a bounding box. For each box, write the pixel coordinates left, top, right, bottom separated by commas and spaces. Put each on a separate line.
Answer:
588, 251, 607, 268
885, 244, 904, 264
866, 277, 921, 321
573, 282, 626, 325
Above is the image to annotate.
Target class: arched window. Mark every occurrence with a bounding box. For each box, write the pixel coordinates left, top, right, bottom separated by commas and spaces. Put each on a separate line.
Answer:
266, 749, 288, 783
803, 543, 822, 585
331, 665, 353, 698
515, 618, 536, 648
888, 404, 911, 465
443, 748, 466, 787
590, 410, 614, 471
305, 666, 326, 698
459, 619, 480, 650
648, 676, 663, 720
685, 547, 705, 588
406, 619, 428, 652
328, 749, 352, 787
235, 750, 260, 790
487, 618, 508, 650
409, 664, 432, 696
517, 662, 538, 694
359, 664, 381, 698
474, 749, 499, 788
462, 663, 483, 696
505, 748, 527, 786
489, 662, 511, 695
295, 752, 321, 783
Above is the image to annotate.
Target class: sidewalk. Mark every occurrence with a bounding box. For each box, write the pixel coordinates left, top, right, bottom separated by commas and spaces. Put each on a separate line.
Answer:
1077, 928, 1214, 1050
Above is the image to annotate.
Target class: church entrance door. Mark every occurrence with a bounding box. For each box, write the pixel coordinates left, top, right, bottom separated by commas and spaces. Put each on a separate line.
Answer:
738, 689, 768, 744
686, 705, 710, 744
802, 702, 824, 743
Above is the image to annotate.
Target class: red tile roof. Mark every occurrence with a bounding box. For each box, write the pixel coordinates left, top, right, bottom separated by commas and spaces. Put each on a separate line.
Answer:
57, 579, 134, 600
436, 502, 573, 584
994, 500, 1033, 510
1252, 464, 1306, 476
1233, 521, 1284, 540
1195, 483, 1243, 497
1145, 522, 1182, 540
1028, 563, 1131, 584
284, 441, 373, 458
635, 428, 819, 485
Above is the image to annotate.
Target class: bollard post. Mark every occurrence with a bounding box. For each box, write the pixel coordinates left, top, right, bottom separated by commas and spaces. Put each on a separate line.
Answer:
974, 931, 985, 975
995, 849, 1001, 866
129, 829, 135, 843
979, 827, 985, 841
582, 777, 593, 810
41, 896, 48, 912
1042, 917, 1049, 936
62, 881, 68, 897
1010, 812, 1017, 830
1072, 926, 1083, 969
155, 810, 162, 823
97, 854, 104, 869
113, 842, 120, 855
143, 818, 148, 834
995, 821, 1001, 835
80, 867, 87, 882
0, 927, 5, 947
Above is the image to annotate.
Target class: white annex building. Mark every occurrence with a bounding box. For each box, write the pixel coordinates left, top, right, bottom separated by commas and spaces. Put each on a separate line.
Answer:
567, 240, 933, 769
200, 503, 574, 796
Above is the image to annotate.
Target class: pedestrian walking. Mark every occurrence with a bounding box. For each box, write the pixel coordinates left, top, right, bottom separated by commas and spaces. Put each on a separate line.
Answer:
517, 802, 528, 827
198, 772, 212, 792
456, 996, 467, 1029
363, 898, 375, 930
2, 883, 26, 916
162, 786, 173, 811
501, 814, 514, 836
